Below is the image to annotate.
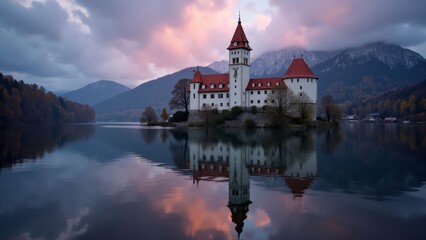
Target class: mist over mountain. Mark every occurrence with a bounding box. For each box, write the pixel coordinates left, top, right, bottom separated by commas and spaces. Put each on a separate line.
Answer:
61, 80, 130, 106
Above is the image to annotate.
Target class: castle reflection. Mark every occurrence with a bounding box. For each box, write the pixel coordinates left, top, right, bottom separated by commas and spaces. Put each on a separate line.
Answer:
186, 129, 317, 238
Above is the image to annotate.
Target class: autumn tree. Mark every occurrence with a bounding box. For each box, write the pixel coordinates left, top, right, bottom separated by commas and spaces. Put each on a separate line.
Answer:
140, 106, 158, 124
169, 78, 190, 112
160, 107, 169, 122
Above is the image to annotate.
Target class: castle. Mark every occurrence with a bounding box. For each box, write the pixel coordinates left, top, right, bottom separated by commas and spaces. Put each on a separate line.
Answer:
189, 17, 318, 114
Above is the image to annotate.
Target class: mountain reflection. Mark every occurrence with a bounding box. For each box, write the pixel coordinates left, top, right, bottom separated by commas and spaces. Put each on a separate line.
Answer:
0, 124, 94, 169
185, 129, 317, 237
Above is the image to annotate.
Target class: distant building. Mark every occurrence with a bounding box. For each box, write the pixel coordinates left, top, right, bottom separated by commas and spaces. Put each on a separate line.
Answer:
189, 17, 318, 117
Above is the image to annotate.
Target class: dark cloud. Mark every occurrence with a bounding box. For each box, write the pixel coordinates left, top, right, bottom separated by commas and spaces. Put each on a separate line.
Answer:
0, 0, 67, 41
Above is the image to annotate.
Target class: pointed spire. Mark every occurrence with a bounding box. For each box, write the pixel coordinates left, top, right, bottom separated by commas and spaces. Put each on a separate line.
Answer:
227, 13, 252, 51
238, 11, 241, 24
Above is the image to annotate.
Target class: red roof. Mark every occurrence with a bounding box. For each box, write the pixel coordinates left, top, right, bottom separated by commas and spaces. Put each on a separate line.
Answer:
190, 69, 203, 83
196, 73, 229, 93
284, 176, 315, 198
246, 78, 286, 90
227, 20, 252, 51
283, 58, 317, 79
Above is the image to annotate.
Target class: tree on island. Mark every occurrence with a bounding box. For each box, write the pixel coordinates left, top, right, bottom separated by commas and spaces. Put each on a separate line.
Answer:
169, 78, 190, 112
266, 87, 297, 125
140, 106, 158, 124
160, 107, 169, 122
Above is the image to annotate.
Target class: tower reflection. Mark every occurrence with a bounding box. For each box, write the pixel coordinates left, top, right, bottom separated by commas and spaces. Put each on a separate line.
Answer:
187, 129, 317, 238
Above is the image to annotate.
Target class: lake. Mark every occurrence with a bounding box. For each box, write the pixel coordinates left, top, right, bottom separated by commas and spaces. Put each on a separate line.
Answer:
0, 123, 425, 240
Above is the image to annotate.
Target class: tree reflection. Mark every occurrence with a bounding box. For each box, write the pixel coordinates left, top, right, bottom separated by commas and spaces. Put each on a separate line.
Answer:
0, 124, 95, 169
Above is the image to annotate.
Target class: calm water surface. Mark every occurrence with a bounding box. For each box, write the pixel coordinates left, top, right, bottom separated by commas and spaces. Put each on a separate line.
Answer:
0, 123, 425, 240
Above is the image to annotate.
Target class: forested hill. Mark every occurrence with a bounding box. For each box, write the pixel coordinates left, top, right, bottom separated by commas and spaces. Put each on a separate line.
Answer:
346, 80, 426, 121
0, 73, 95, 123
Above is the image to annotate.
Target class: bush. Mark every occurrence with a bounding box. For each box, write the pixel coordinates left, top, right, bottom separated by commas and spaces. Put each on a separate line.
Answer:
231, 106, 244, 117
171, 111, 189, 122
262, 105, 269, 111
222, 109, 234, 120
250, 105, 257, 114
244, 119, 257, 128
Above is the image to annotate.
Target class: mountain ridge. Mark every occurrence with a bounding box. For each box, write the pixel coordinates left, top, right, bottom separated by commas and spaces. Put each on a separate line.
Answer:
61, 80, 130, 106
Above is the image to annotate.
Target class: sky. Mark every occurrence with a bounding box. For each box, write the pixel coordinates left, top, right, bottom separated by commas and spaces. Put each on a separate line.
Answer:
0, 0, 426, 91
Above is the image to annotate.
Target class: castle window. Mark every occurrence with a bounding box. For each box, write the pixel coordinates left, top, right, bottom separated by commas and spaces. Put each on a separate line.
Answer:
300, 93, 302, 97
211, 103, 214, 106
234, 69, 237, 77
297, 78, 299, 82
233, 41, 237, 46
257, 100, 260, 103
226, 93, 229, 98
234, 93, 237, 95
220, 103, 223, 106
193, 93, 195, 99
300, 86, 302, 90
271, 100, 275, 103
203, 103, 206, 107
250, 100, 253, 104
264, 90, 267, 94
272, 90, 275, 94
257, 91, 260, 95
211, 94, 215, 99
250, 91, 253, 95
203, 94, 206, 99
264, 100, 267, 103
227, 103, 229, 106
193, 85, 195, 89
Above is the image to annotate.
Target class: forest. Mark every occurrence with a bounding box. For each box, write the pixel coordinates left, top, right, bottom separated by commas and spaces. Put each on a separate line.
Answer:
0, 73, 95, 123
344, 80, 426, 121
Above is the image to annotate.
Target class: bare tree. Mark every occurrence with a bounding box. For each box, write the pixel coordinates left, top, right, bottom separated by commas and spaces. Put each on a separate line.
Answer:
140, 106, 158, 124
266, 87, 297, 126
169, 79, 190, 112
267, 87, 297, 117
298, 92, 314, 121
321, 95, 342, 124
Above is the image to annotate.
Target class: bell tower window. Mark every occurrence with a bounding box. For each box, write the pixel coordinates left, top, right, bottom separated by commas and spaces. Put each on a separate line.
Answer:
233, 41, 237, 46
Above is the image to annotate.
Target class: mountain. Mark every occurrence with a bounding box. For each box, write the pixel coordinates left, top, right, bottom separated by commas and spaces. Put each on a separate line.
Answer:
61, 80, 130, 106
312, 42, 426, 102
207, 60, 229, 73
94, 67, 218, 121
250, 47, 339, 77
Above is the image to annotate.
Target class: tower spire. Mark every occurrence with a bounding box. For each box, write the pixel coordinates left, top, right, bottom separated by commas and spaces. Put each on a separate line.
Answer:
238, 11, 241, 23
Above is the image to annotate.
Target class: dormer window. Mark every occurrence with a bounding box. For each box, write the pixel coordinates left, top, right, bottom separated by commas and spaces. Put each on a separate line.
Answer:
275, 82, 279, 86
202, 85, 206, 89
251, 83, 255, 87
219, 84, 223, 89
210, 84, 214, 89
267, 82, 271, 86
258, 83, 261, 87
233, 41, 237, 46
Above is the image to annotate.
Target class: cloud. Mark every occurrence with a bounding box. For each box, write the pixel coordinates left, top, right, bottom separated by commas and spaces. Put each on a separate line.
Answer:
0, 0, 425, 91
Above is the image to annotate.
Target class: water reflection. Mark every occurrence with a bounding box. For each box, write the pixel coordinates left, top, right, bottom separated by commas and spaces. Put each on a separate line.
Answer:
0, 124, 94, 169
187, 129, 318, 237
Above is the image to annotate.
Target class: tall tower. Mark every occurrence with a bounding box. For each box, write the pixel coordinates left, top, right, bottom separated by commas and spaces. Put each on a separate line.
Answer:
228, 16, 251, 108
